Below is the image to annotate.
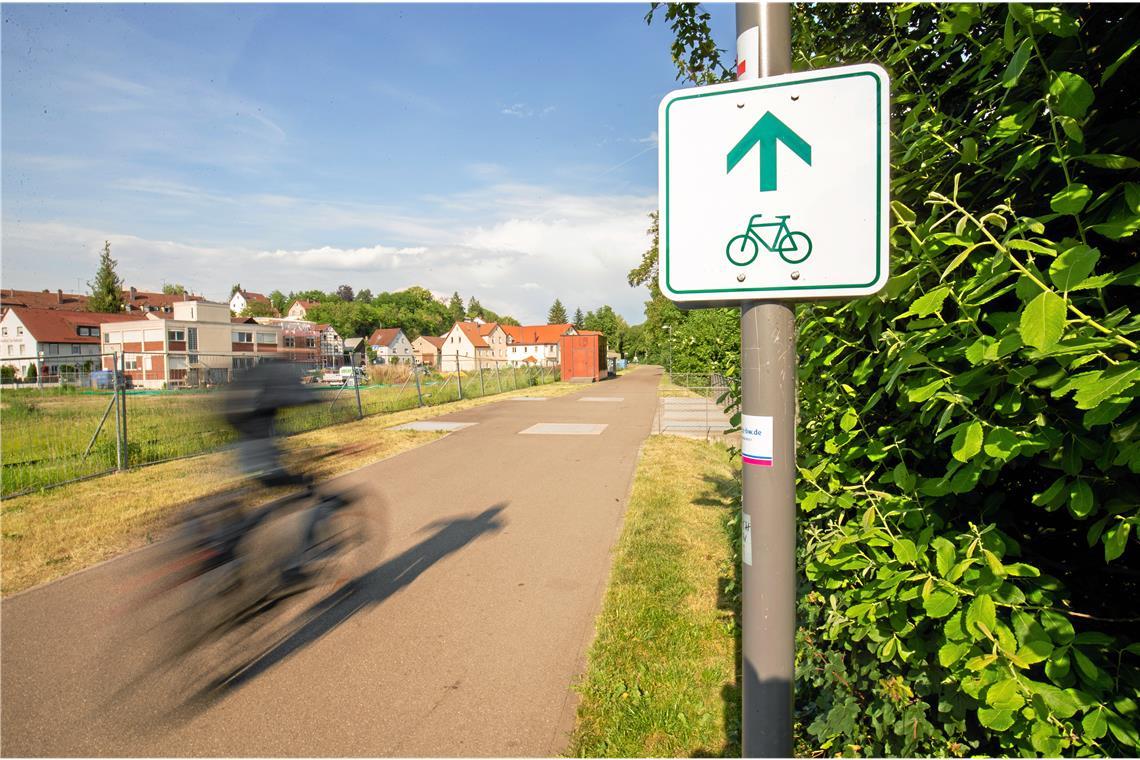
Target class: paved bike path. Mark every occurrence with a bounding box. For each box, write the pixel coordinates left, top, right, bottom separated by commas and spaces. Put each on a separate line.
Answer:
0, 367, 661, 757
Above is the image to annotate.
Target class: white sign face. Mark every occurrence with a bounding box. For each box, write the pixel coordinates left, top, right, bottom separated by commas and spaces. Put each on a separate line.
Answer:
658, 63, 890, 303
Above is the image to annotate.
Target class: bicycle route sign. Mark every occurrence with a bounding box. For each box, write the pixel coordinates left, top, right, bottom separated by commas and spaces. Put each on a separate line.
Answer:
657, 63, 890, 304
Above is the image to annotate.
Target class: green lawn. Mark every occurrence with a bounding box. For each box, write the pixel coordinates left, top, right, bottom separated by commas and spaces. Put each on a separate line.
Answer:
568, 435, 742, 757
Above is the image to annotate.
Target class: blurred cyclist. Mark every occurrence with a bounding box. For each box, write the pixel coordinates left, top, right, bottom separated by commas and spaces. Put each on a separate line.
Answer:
224, 360, 316, 489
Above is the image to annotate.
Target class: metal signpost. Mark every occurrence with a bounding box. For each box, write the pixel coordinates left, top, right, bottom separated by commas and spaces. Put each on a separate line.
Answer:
657, 3, 889, 755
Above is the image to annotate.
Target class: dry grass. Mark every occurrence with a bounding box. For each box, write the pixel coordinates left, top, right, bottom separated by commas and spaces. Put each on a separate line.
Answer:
567, 435, 741, 757
1, 379, 582, 596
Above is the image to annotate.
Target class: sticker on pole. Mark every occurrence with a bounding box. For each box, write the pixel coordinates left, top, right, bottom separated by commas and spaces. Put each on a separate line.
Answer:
741, 415, 773, 467
657, 63, 890, 303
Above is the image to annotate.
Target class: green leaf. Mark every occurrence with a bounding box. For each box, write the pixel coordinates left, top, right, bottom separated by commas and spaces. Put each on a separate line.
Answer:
1040, 610, 1074, 645
983, 549, 1006, 577
1073, 153, 1140, 170
924, 589, 959, 618
893, 538, 918, 565
1105, 521, 1132, 562
983, 427, 1020, 461
951, 421, 984, 462
1050, 183, 1092, 215
1102, 38, 1139, 84
977, 707, 1015, 731
891, 200, 917, 224
961, 137, 978, 164
839, 408, 858, 431
986, 679, 1025, 711
1031, 6, 1079, 37
1082, 706, 1108, 740
1048, 72, 1095, 118
932, 536, 956, 577
1030, 721, 1063, 756
939, 642, 971, 667
1073, 364, 1140, 410
910, 286, 952, 318
1019, 290, 1066, 351
967, 594, 997, 639
1107, 710, 1140, 747
1049, 245, 1100, 291
1068, 480, 1095, 519
1032, 682, 1079, 718
1002, 38, 1032, 88
1033, 477, 1068, 508
908, 378, 946, 403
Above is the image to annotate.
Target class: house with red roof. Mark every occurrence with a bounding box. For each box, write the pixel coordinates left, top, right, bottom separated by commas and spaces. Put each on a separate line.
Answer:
505, 323, 577, 367
0, 307, 140, 380
0, 287, 203, 314
412, 335, 445, 367
367, 327, 414, 364
439, 321, 502, 371
229, 289, 276, 316
286, 299, 320, 320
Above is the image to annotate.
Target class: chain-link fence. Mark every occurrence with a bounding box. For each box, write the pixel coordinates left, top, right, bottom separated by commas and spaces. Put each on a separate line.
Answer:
1, 351, 561, 497
654, 371, 740, 439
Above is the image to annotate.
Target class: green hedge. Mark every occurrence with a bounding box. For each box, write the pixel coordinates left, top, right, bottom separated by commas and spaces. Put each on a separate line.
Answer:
651, 3, 1139, 755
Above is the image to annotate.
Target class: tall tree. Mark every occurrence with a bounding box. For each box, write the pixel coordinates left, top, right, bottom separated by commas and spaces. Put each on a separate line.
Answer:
547, 298, 568, 324
356, 288, 373, 304
240, 301, 277, 318
268, 289, 289, 315
573, 308, 585, 329
336, 284, 355, 302
467, 296, 484, 320
87, 241, 125, 313
230, 283, 243, 297
448, 292, 465, 323
162, 283, 187, 295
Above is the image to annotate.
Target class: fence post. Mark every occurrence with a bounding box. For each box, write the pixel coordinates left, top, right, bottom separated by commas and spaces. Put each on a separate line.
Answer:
495, 360, 503, 394
353, 365, 364, 420
512, 364, 518, 390
456, 353, 463, 400
112, 352, 124, 470
413, 362, 424, 406
118, 351, 129, 469
477, 354, 486, 396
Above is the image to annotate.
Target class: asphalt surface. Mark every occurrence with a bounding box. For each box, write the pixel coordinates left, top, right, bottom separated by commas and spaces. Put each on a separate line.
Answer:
1, 367, 662, 757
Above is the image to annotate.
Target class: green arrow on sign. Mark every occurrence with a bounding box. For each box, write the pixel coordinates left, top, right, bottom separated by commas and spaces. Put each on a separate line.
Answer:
726, 112, 812, 192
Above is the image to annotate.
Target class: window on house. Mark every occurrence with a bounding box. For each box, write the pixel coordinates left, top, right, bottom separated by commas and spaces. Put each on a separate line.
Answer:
256, 333, 276, 344
16, 326, 24, 335
19, 343, 26, 354
76, 326, 97, 337
168, 330, 185, 342
124, 355, 139, 370
47, 344, 60, 356
104, 332, 113, 343
72, 344, 82, 355
232, 331, 253, 343
284, 336, 296, 348
1, 327, 6, 336
6, 345, 13, 355
124, 330, 142, 343
232, 357, 255, 371
305, 338, 316, 348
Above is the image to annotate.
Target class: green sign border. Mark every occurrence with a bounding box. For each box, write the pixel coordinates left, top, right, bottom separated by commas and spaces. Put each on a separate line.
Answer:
663, 68, 886, 297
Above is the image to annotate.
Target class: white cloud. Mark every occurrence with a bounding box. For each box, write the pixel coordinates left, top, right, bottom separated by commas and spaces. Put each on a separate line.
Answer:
2, 182, 657, 324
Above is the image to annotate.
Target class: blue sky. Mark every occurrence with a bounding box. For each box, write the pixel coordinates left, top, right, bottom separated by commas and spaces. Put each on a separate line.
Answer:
2, 2, 736, 323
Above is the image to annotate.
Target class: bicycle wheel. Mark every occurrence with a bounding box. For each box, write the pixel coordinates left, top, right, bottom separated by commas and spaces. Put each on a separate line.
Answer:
778, 231, 812, 264
726, 234, 759, 266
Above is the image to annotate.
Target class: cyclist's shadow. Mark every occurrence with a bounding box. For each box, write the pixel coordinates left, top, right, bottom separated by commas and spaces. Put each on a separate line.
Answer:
185, 503, 508, 710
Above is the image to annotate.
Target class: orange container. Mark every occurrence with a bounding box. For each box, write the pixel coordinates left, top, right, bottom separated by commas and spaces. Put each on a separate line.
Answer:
560, 332, 607, 382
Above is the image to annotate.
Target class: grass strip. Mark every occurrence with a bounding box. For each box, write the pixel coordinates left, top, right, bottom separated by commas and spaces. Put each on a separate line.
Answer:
568, 435, 741, 758
1, 380, 582, 596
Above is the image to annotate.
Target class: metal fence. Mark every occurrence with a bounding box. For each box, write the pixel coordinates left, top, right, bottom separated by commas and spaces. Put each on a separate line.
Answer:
655, 372, 740, 439
0, 351, 560, 497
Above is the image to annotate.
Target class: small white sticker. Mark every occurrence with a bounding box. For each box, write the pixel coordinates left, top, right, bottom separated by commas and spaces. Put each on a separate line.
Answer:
742, 414, 774, 467
742, 513, 752, 566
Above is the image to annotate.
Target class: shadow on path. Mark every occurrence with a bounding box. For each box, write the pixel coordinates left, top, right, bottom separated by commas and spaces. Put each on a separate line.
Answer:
174, 504, 508, 719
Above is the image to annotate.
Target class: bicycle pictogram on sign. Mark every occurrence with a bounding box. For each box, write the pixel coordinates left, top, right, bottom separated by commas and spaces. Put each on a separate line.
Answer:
725, 213, 813, 266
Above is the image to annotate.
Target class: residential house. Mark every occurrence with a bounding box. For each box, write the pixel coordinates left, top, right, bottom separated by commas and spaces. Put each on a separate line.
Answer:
439, 321, 498, 371
229, 289, 274, 315
251, 316, 344, 368
0, 307, 140, 380
315, 324, 345, 368
476, 323, 510, 362
100, 300, 281, 389
504, 323, 577, 366
412, 335, 444, 368
367, 327, 414, 364
287, 300, 319, 319
1, 287, 203, 313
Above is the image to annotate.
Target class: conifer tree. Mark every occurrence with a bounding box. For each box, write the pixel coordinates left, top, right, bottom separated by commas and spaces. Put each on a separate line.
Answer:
547, 298, 568, 324
87, 241, 125, 313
